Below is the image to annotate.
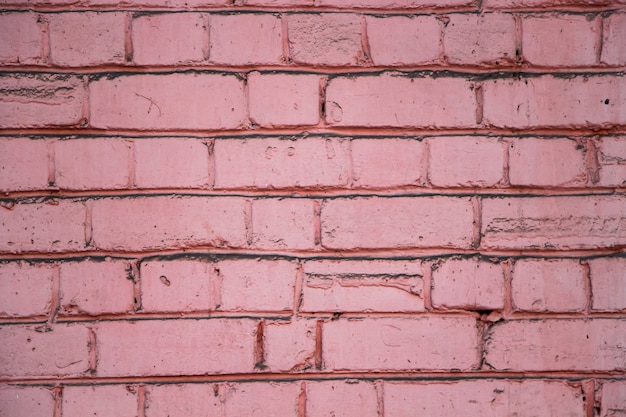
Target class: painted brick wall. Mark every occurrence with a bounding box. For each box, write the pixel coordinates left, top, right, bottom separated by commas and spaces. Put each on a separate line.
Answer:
0, 0, 625, 415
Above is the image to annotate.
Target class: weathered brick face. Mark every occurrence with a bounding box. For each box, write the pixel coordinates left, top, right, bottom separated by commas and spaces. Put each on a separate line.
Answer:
0, 1, 624, 416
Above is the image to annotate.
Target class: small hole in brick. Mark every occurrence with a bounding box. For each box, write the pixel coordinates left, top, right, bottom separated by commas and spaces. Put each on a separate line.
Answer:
604, 99, 610, 105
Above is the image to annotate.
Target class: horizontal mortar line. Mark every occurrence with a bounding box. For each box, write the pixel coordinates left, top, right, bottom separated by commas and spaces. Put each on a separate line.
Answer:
2, 371, 625, 387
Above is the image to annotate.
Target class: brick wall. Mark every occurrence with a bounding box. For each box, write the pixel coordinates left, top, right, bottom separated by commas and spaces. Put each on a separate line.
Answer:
0, 0, 625, 415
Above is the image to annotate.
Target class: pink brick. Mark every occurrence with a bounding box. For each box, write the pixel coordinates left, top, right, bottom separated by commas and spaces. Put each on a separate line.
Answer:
523, 15, 598, 66
59, 259, 135, 316
0, 138, 49, 191
512, 259, 586, 312
385, 380, 584, 417
134, 139, 211, 188
63, 385, 137, 417
323, 317, 479, 371
264, 319, 316, 372
484, 0, 619, 7
588, 258, 626, 311
301, 260, 424, 312
0, 200, 86, 253
0, 262, 53, 317
317, 0, 472, 7
306, 381, 378, 417
598, 381, 626, 417
140, 258, 213, 313
444, 13, 516, 65
89, 73, 245, 130
321, 197, 474, 250
0, 324, 89, 377
133, 13, 207, 65
431, 257, 505, 310
248, 73, 320, 127
145, 384, 216, 417
0, 13, 43, 64
287, 14, 363, 66
365, 15, 439, 66
209, 14, 282, 65
90, 0, 228, 5
428, 136, 505, 187
90, 196, 246, 251
601, 13, 626, 65
0, 74, 86, 128
214, 137, 348, 189
483, 75, 626, 128
217, 259, 297, 312
251, 198, 315, 250
509, 138, 586, 186
598, 136, 626, 187
55, 139, 131, 190
351, 138, 426, 188
48, 12, 126, 66
481, 196, 626, 250
0, 387, 54, 417
325, 74, 476, 128
485, 319, 626, 371
95, 319, 256, 376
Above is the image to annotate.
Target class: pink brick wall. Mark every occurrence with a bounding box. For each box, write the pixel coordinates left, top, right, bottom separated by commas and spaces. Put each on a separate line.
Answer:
0, 1, 624, 416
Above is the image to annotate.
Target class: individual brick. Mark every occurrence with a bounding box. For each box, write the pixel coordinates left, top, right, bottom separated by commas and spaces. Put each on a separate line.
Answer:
0, 138, 49, 192
597, 381, 626, 417
0, 12, 43, 64
597, 136, 626, 187
48, 12, 126, 66
214, 137, 349, 189
431, 257, 505, 310
264, 319, 317, 372
63, 385, 137, 417
248, 72, 320, 127
325, 74, 477, 128
588, 257, 626, 311
317, 0, 473, 6
251, 198, 316, 250
306, 381, 378, 417
601, 13, 626, 65
0, 262, 53, 317
0, 387, 55, 417
484, 0, 619, 7
512, 258, 587, 312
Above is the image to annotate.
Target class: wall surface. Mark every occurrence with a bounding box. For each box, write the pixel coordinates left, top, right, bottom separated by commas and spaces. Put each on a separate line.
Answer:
0, 0, 625, 415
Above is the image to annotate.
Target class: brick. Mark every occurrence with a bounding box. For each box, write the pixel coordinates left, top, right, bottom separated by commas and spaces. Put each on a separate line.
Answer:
0, 138, 49, 192
145, 384, 216, 417
48, 12, 126, 66
306, 381, 378, 417
217, 259, 297, 312
0, 387, 54, 417
365, 15, 439, 66
0, 13, 43, 64
598, 381, 626, 417
482, 75, 626, 128
588, 257, 626, 311
0, 324, 89, 377
485, 319, 626, 371
89, 0, 228, 5
523, 15, 598, 67
431, 257, 505, 310
323, 317, 479, 371
0, 74, 86, 128
95, 319, 256, 376
351, 138, 425, 188
481, 196, 626, 250
214, 137, 348, 189
134, 139, 211, 188
0, 200, 86, 253
385, 380, 584, 417
321, 197, 474, 250
132, 13, 207, 65
248, 73, 320, 127
601, 13, 626, 65
325, 74, 476, 128
59, 259, 135, 316
484, 0, 622, 7
317, 0, 473, 7
140, 258, 213, 313
90, 196, 246, 251
264, 319, 316, 372
509, 138, 586, 186
428, 136, 505, 187
0, 262, 53, 317
55, 139, 131, 190
251, 198, 316, 250
597, 136, 626, 187
209, 14, 282, 65
444, 13, 516, 65
301, 260, 424, 312
287, 14, 363, 66
63, 385, 137, 417
512, 259, 586, 312
89, 73, 246, 130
